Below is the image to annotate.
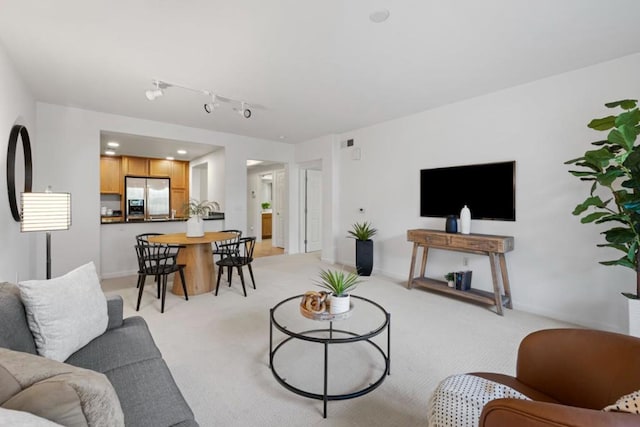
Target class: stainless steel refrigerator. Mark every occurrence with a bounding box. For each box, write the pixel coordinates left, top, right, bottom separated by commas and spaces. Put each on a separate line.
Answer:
125, 177, 170, 221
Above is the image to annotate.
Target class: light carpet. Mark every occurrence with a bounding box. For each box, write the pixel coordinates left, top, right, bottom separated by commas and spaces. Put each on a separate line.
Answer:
103, 252, 574, 427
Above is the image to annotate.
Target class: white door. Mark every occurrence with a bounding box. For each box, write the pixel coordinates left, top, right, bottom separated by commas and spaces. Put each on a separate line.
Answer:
305, 170, 322, 252
274, 169, 286, 248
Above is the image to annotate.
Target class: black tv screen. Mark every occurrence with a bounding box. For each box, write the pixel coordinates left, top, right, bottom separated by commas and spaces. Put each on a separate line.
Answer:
420, 161, 516, 221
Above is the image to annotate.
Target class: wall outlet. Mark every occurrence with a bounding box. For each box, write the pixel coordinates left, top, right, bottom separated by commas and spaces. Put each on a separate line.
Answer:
462, 257, 469, 266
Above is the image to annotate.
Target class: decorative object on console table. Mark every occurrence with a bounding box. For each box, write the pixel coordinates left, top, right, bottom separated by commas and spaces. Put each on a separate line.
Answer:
445, 272, 455, 288
445, 215, 458, 233
455, 270, 472, 291
460, 205, 471, 234
184, 199, 220, 237
348, 221, 377, 276
314, 269, 361, 314
564, 99, 640, 336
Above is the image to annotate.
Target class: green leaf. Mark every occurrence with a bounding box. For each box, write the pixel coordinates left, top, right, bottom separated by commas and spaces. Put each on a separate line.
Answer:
597, 167, 624, 186
605, 99, 638, 110
602, 227, 636, 244
601, 257, 636, 269
588, 115, 616, 131
580, 211, 610, 223
572, 196, 605, 215
607, 129, 628, 147
615, 109, 640, 127
584, 147, 614, 169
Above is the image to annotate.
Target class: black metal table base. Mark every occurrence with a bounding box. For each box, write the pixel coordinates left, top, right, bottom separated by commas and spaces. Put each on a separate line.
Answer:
269, 295, 391, 418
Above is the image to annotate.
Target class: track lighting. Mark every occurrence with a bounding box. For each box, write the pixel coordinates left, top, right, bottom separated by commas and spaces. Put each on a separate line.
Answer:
145, 79, 262, 119
203, 94, 219, 114
145, 80, 165, 100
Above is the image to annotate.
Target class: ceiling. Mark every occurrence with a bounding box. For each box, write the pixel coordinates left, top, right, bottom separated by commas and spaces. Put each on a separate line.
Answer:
1, 1, 640, 144
100, 131, 220, 161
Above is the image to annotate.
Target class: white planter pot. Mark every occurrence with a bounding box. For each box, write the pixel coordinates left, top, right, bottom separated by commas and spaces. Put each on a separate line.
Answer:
329, 294, 350, 314
628, 298, 640, 337
186, 216, 205, 237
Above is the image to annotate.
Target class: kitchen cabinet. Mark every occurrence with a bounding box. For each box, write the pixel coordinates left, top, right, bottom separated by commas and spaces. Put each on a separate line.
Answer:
149, 159, 172, 177
122, 156, 149, 176
150, 159, 187, 189
171, 188, 188, 218
100, 156, 121, 194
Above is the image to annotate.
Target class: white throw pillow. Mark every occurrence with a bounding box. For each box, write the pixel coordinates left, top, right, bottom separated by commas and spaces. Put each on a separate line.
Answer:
18, 262, 108, 362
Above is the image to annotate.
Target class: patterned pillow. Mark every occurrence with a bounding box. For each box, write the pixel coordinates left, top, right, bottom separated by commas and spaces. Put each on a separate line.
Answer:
604, 390, 640, 414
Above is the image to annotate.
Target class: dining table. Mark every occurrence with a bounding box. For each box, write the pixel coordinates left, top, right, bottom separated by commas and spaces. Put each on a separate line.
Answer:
147, 231, 236, 296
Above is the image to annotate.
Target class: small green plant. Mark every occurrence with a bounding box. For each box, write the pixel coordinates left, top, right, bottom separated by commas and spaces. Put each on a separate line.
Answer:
183, 199, 220, 218
445, 272, 455, 282
314, 269, 361, 296
261, 202, 271, 209
347, 221, 378, 241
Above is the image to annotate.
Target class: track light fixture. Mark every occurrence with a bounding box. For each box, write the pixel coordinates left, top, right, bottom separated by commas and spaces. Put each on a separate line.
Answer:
145, 80, 166, 100
203, 93, 219, 114
145, 79, 263, 119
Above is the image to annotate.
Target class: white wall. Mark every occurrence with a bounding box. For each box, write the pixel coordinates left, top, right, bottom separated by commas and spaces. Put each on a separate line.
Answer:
0, 41, 37, 282
190, 148, 225, 210
34, 103, 295, 279
320, 53, 640, 333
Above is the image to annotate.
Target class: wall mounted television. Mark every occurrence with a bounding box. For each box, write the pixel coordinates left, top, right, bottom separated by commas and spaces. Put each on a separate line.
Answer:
420, 160, 516, 221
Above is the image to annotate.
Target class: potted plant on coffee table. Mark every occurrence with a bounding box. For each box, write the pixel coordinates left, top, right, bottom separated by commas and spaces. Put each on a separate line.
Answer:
348, 221, 378, 276
565, 99, 640, 335
315, 268, 361, 314
184, 199, 220, 237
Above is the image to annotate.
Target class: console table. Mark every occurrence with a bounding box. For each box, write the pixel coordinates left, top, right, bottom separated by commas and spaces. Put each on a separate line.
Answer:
406, 229, 514, 315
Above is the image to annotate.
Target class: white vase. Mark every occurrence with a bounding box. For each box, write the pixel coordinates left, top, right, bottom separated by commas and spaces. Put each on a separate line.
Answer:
628, 298, 640, 337
329, 294, 350, 314
460, 205, 471, 234
186, 216, 205, 237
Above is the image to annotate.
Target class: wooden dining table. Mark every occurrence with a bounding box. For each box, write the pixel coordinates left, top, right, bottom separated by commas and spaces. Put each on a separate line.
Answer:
147, 231, 236, 296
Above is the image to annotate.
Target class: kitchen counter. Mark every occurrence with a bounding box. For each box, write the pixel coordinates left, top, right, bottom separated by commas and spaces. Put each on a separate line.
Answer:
101, 213, 224, 224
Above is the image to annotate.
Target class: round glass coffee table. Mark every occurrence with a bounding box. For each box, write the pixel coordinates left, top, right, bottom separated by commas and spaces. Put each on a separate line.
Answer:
269, 294, 390, 418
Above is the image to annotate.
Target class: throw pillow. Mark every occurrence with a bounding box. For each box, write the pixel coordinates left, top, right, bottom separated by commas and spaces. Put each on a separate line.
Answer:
0, 348, 124, 426
0, 407, 63, 426
18, 262, 108, 362
604, 390, 640, 414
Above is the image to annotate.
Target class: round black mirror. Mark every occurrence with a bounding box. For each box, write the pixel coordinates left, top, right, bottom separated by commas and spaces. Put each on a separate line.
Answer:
6, 124, 33, 222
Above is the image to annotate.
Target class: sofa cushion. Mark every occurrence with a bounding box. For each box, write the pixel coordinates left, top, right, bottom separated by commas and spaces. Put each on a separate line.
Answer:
0, 282, 37, 354
0, 348, 124, 426
18, 262, 108, 362
65, 316, 161, 373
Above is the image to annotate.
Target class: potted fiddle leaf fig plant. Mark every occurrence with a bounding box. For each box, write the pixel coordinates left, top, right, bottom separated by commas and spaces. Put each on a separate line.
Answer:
183, 199, 220, 237
347, 221, 378, 276
565, 99, 640, 334
315, 268, 361, 314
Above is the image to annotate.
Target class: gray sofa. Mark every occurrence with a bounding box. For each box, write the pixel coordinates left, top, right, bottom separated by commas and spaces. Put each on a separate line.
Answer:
0, 282, 198, 426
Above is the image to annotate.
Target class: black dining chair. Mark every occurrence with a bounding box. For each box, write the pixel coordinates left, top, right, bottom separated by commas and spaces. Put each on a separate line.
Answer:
212, 229, 242, 283
214, 236, 256, 297
135, 243, 189, 313
135, 233, 182, 288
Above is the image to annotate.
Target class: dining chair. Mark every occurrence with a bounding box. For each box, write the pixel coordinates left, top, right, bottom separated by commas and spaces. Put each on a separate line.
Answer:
135, 243, 189, 313
135, 233, 182, 288
212, 229, 242, 283
214, 236, 256, 297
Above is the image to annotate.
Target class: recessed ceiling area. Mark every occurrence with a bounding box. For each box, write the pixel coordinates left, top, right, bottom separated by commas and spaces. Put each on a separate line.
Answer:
100, 131, 220, 161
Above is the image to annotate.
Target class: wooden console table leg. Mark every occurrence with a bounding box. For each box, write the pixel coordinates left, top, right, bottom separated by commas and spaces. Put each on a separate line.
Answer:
407, 242, 419, 288
498, 253, 513, 309
419, 246, 429, 278
488, 252, 504, 316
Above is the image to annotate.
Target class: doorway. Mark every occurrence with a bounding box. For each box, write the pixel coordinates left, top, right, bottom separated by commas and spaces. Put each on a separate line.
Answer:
246, 160, 287, 256
300, 168, 322, 253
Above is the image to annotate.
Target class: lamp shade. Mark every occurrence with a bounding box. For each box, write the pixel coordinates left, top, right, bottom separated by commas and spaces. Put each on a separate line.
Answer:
21, 192, 71, 232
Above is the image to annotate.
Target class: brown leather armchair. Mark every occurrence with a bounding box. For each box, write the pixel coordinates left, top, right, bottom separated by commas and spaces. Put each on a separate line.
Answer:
470, 328, 640, 426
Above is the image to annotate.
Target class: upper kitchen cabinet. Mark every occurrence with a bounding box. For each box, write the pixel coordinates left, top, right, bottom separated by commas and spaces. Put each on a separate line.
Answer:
150, 159, 188, 189
100, 156, 122, 194
122, 156, 149, 176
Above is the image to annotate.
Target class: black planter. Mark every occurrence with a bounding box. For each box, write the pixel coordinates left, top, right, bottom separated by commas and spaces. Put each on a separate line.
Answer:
355, 239, 374, 276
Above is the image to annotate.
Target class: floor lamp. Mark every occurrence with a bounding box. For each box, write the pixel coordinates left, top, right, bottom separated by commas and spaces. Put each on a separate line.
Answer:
21, 191, 71, 279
